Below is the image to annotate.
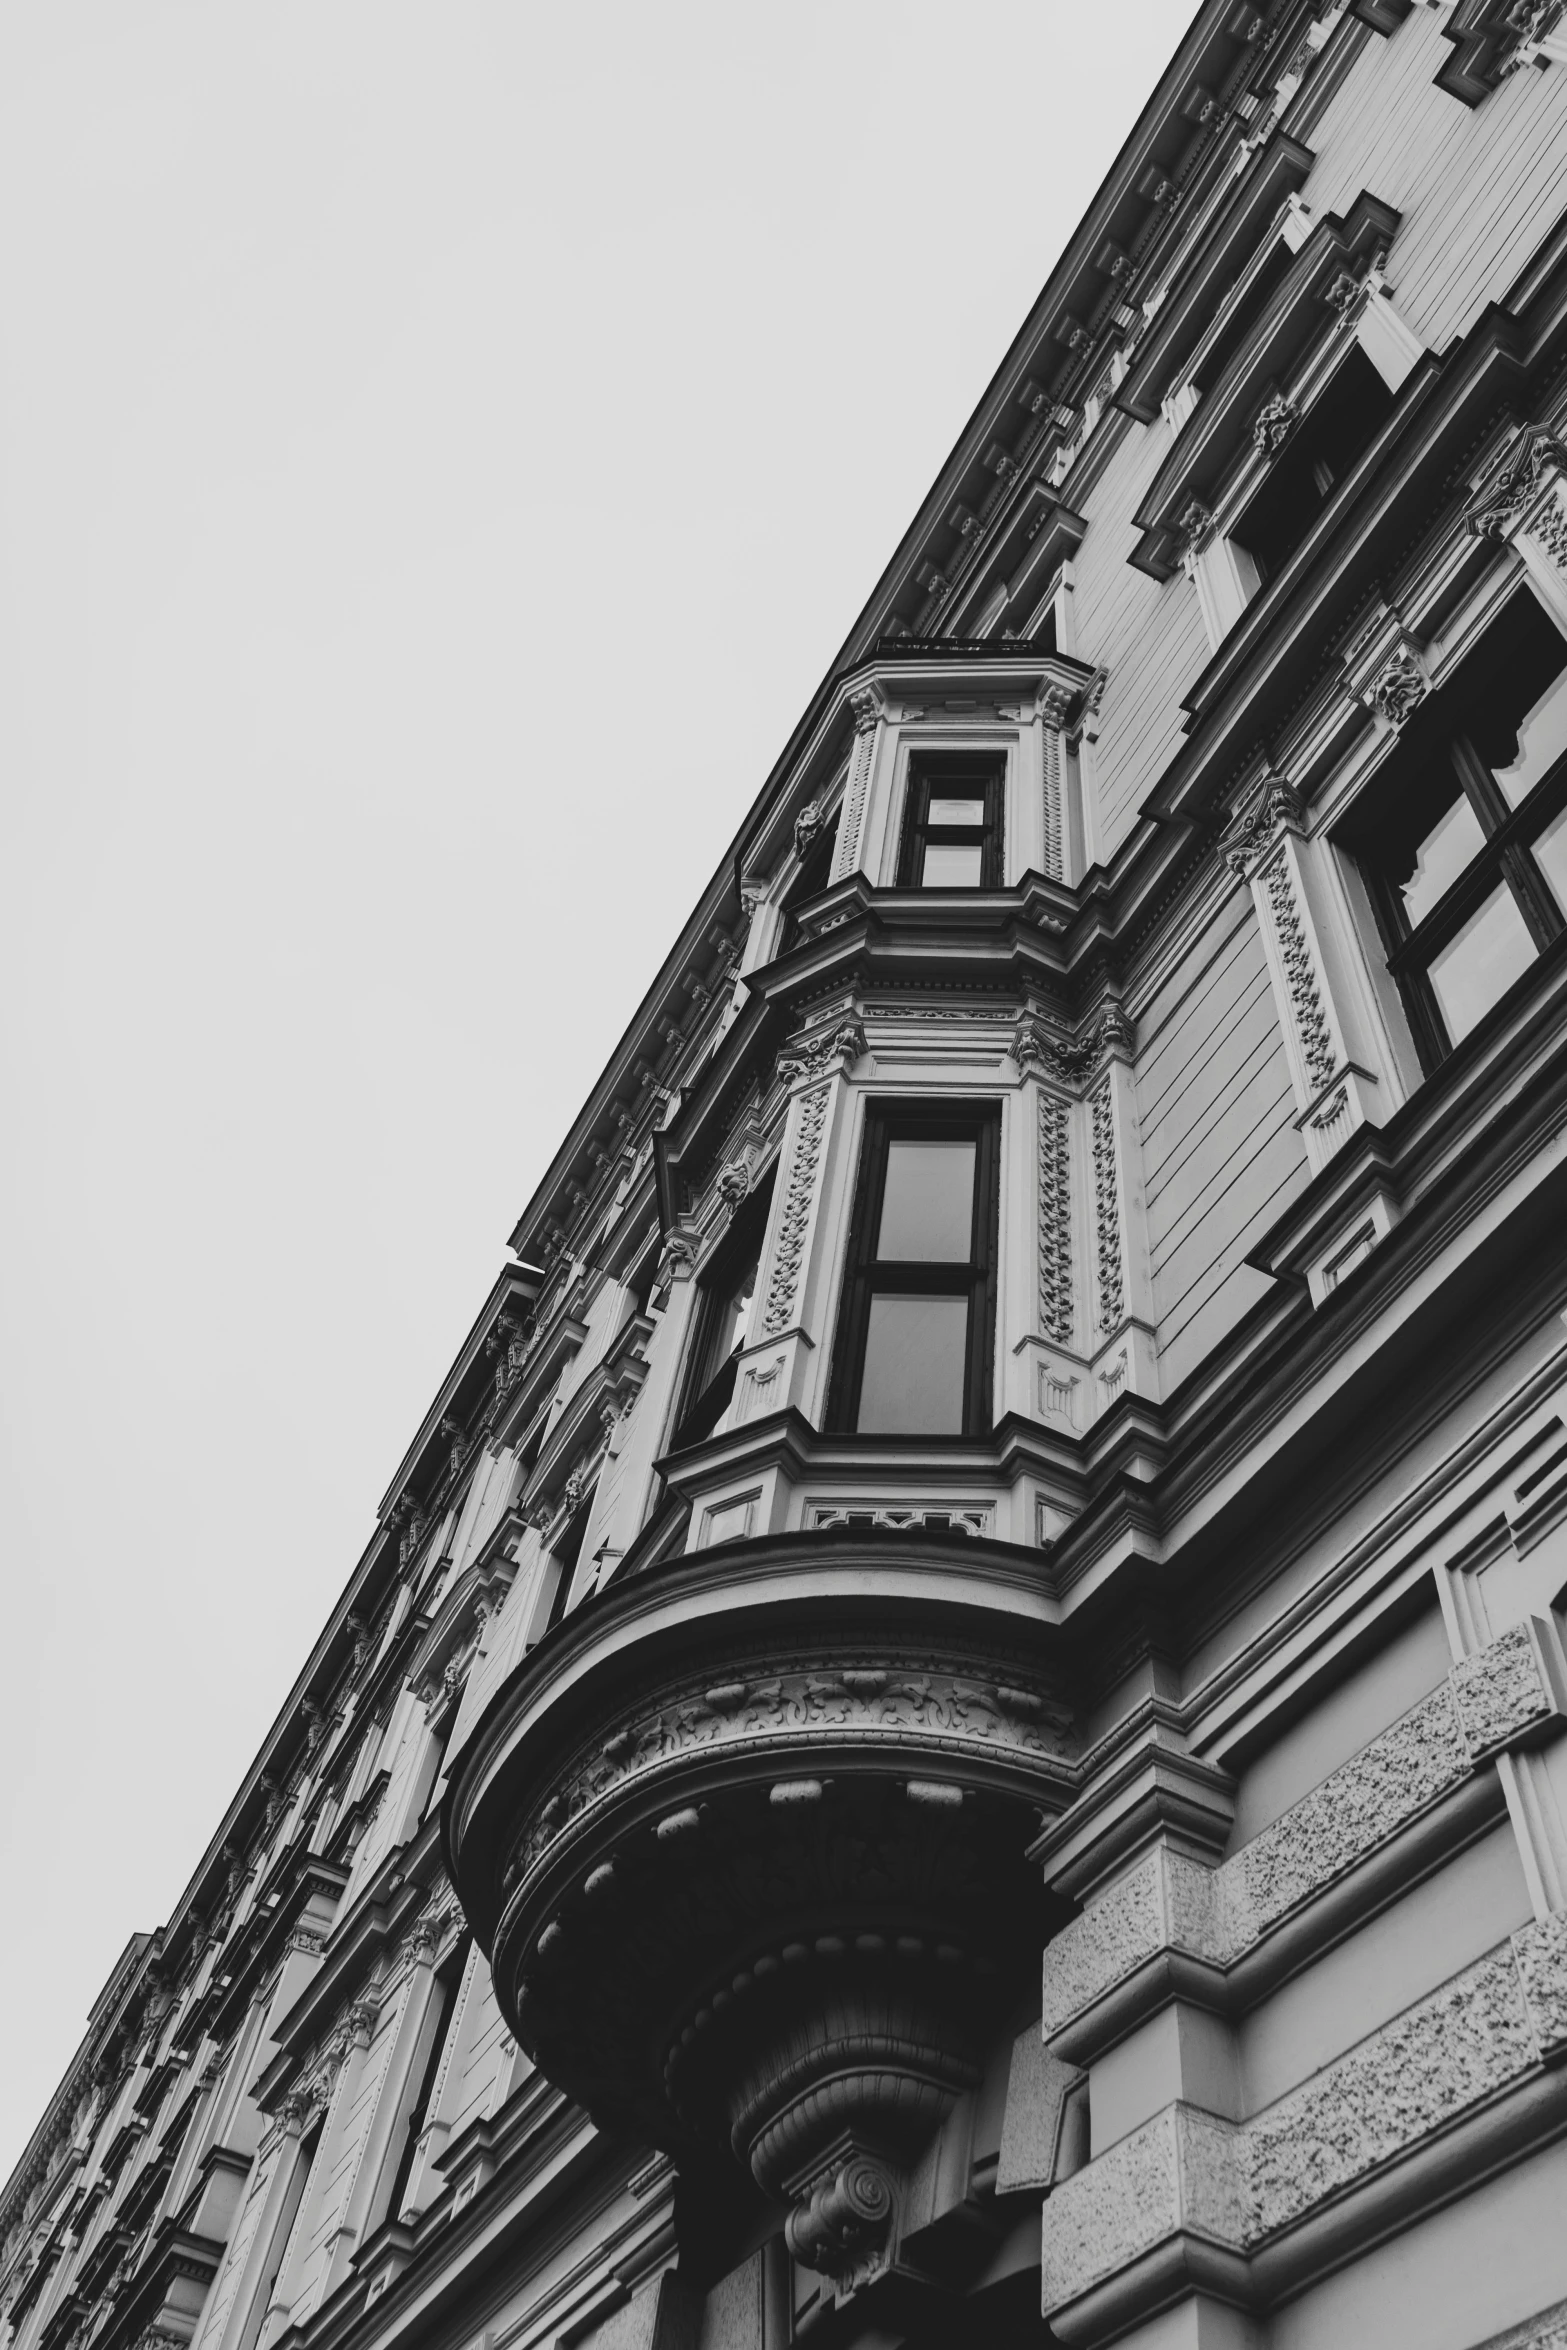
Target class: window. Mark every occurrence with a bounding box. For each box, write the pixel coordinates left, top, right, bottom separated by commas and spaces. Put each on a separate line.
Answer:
1344, 592, 1567, 1069
671, 1176, 774, 1449
827, 1102, 999, 1438
386, 1936, 470, 2224
1236, 348, 1396, 582
896, 756, 1004, 889
778, 814, 838, 956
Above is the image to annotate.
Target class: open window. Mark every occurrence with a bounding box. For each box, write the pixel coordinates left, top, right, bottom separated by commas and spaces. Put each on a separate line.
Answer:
1235, 348, 1396, 583
670, 1175, 775, 1449
896, 754, 1005, 889
1341, 590, 1567, 1070
827, 1102, 1000, 1438
777, 815, 839, 956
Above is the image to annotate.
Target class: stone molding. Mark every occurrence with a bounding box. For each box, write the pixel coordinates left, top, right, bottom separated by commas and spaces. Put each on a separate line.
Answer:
502, 1651, 1072, 1898
1041, 1620, 1566, 2039
1042, 1920, 1567, 2317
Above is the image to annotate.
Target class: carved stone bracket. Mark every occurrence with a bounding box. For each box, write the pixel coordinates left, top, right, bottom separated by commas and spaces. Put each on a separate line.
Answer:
1465, 420, 1567, 578
1252, 391, 1299, 457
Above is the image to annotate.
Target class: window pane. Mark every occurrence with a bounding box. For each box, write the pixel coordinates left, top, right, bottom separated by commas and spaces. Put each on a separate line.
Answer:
927, 797, 985, 826
923, 842, 984, 887
1490, 666, 1567, 808
1530, 804, 1567, 910
698, 1258, 758, 1390
1398, 790, 1486, 929
877, 1138, 976, 1261
1426, 884, 1537, 1043
856, 1294, 968, 1433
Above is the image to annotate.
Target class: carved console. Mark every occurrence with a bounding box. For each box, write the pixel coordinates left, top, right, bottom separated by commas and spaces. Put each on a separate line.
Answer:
443, 1537, 1073, 2286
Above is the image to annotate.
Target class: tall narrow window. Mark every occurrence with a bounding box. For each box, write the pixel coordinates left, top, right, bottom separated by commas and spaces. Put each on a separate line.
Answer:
386, 1937, 470, 2224
897, 756, 1004, 889
827, 1103, 999, 1437
1342, 591, 1567, 1069
671, 1176, 774, 1449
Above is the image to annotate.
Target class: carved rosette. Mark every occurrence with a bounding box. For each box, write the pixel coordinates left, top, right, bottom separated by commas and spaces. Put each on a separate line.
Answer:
447, 1559, 1072, 2246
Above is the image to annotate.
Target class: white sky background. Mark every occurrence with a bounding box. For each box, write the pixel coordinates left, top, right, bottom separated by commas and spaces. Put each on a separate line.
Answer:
0, 0, 1178, 2176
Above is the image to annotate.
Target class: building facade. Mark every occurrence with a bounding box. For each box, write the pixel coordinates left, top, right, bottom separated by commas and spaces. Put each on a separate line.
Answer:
10, 2, 1567, 2344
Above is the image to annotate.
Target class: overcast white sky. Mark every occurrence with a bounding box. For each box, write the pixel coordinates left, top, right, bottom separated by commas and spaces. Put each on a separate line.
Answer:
0, 1, 1178, 2179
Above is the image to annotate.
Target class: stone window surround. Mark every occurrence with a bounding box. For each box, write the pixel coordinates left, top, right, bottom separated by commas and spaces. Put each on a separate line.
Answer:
1216, 461, 1567, 1199
1129, 185, 1407, 589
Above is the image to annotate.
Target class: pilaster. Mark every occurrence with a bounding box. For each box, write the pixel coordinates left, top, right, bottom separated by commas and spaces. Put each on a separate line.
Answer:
1222, 774, 1385, 1174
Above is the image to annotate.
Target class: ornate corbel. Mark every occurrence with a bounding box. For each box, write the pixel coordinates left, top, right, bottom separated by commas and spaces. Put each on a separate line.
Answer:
776, 1015, 866, 1089
1464, 421, 1567, 574
794, 799, 827, 858
1220, 772, 1306, 880
1252, 391, 1299, 457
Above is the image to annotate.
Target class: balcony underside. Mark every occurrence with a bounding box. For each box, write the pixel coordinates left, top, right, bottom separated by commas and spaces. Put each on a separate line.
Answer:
444, 1535, 1076, 2268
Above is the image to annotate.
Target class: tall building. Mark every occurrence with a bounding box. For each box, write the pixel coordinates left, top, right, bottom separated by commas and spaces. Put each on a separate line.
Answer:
10, 2, 1567, 2344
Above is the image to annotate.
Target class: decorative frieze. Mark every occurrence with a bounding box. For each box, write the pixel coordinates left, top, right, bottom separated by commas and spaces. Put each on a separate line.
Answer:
1037, 1090, 1073, 1345
503, 1652, 1070, 1895
1252, 392, 1298, 456
1040, 1621, 1567, 2039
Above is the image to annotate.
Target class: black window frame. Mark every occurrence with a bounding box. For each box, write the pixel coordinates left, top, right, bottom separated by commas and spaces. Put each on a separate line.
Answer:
826, 1099, 1000, 1440
1341, 590, 1567, 1073
670, 1174, 775, 1451
896, 754, 1005, 890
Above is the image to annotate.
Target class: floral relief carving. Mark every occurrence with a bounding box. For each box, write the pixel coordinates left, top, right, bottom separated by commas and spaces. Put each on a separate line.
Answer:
760, 1081, 830, 1335
1038, 1090, 1073, 1345
1089, 1077, 1125, 1333
1257, 851, 1339, 1095
1466, 425, 1567, 541
1366, 643, 1429, 727
1042, 723, 1064, 880
832, 692, 880, 881
503, 1656, 1071, 1895
1252, 392, 1299, 456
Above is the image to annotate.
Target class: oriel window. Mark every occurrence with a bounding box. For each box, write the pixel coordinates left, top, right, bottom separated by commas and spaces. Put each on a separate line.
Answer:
897, 755, 1004, 889
1343, 590, 1567, 1070
827, 1102, 999, 1438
